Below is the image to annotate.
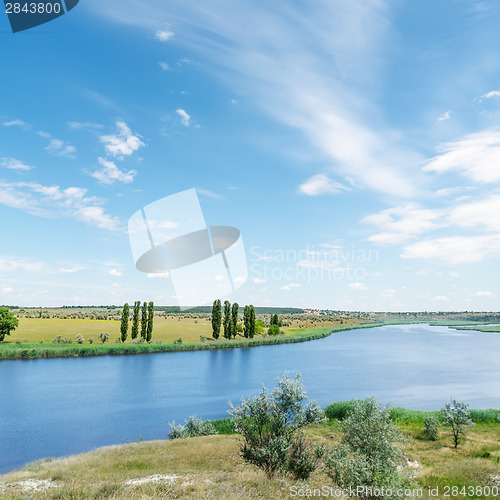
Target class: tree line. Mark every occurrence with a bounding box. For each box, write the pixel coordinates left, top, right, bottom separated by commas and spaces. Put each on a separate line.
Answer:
120, 301, 154, 342
212, 301, 279, 340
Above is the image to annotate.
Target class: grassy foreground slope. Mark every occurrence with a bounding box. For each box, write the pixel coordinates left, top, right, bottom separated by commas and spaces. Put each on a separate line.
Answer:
1, 416, 499, 499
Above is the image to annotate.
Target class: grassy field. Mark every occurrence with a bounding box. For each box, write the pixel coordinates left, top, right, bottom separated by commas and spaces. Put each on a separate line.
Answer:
1, 412, 499, 499
1, 315, 495, 360
0, 317, 374, 360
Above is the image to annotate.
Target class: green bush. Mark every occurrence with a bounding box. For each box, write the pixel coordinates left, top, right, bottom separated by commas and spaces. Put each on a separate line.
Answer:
168, 415, 218, 439
325, 400, 356, 421
422, 416, 439, 441
98, 332, 110, 343
287, 433, 325, 480
75, 334, 85, 344
469, 409, 500, 423
184, 415, 218, 437
167, 421, 184, 440
211, 418, 236, 435
325, 397, 414, 499
268, 325, 280, 336
173, 337, 183, 345
229, 373, 326, 478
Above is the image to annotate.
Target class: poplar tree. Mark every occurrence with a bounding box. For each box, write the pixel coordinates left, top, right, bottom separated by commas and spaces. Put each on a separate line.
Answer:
120, 303, 129, 342
249, 305, 256, 339
141, 301, 148, 339
223, 300, 232, 340
211, 299, 222, 340
146, 301, 154, 342
231, 302, 239, 339
243, 305, 250, 338
131, 301, 140, 339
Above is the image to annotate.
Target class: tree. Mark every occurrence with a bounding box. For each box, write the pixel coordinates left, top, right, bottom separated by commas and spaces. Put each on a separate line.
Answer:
268, 324, 280, 336
146, 301, 154, 342
440, 398, 473, 448
211, 299, 221, 340
248, 305, 256, 338
271, 313, 279, 326
140, 301, 148, 339
0, 307, 19, 341
231, 302, 239, 338
120, 303, 129, 342
131, 301, 140, 340
229, 373, 326, 479
223, 300, 232, 340
325, 397, 412, 498
243, 305, 250, 338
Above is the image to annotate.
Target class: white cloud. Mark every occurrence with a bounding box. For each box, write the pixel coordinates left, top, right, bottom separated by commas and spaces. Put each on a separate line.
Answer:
279, 283, 300, 291
0, 181, 121, 231
438, 111, 450, 121
176, 109, 191, 126
100, 121, 145, 157
362, 204, 443, 245
1, 286, 14, 293
92, 0, 421, 198
477, 90, 500, 101
401, 235, 500, 264
147, 272, 170, 279
254, 278, 266, 284
433, 295, 450, 301
109, 269, 122, 277
349, 282, 367, 291
91, 157, 137, 185
3, 119, 26, 127
365, 195, 500, 263
299, 174, 350, 196
67, 121, 103, 130
58, 267, 80, 274
0, 256, 46, 272
159, 62, 171, 71
474, 291, 493, 297
45, 139, 76, 157
423, 129, 500, 184
155, 28, 174, 42
0, 157, 34, 171
197, 188, 222, 199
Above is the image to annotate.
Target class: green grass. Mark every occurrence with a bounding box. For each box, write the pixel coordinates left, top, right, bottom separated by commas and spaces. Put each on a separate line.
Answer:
0, 318, 391, 360
1, 405, 498, 499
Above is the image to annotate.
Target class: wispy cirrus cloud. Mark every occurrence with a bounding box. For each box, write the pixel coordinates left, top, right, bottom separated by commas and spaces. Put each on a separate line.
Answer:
365, 195, 500, 263
45, 138, 76, 158
0, 157, 34, 171
299, 174, 350, 196
476, 90, 500, 101
423, 129, 500, 184
89, 0, 422, 198
0, 181, 121, 231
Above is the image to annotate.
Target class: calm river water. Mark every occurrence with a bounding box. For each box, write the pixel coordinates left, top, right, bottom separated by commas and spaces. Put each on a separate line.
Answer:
1, 324, 499, 474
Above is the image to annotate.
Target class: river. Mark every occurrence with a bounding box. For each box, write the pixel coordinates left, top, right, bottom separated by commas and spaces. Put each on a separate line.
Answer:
0, 323, 499, 474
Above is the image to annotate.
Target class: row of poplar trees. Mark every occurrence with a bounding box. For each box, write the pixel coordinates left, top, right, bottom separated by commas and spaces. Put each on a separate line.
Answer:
211, 300, 256, 340
120, 301, 154, 342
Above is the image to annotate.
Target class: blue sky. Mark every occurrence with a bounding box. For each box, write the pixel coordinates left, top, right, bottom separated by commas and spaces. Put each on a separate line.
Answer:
1, 0, 500, 311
